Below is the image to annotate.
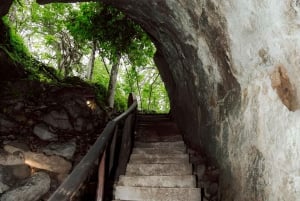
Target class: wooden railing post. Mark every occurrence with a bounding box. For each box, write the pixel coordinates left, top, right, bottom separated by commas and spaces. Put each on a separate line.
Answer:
108, 125, 118, 176
115, 94, 137, 179
96, 150, 106, 201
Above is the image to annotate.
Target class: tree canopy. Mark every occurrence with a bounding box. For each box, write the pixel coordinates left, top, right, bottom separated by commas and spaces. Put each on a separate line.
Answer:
6, 0, 170, 113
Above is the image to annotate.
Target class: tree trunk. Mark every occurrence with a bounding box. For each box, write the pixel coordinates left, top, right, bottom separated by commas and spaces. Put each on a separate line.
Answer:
133, 67, 143, 110
106, 53, 121, 108
87, 40, 97, 80
147, 73, 159, 111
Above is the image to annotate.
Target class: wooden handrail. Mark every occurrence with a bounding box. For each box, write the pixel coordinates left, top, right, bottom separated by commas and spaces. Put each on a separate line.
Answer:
48, 93, 137, 201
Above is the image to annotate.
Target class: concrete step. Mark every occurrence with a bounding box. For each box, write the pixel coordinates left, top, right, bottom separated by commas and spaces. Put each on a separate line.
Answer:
137, 113, 170, 121
125, 163, 192, 176
118, 175, 196, 188
135, 135, 182, 142
129, 153, 189, 164
114, 186, 201, 201
132, 147, 186, 155
134, 141, 185, 149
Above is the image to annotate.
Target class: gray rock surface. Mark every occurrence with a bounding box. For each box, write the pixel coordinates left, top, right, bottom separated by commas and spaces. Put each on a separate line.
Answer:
0, 151, 24, 166
42, 110, 72, 130
11, 164, 31, 180
33, 123, 58, 141
0, 165, 15, 186
24, 151, 72, 173
42, 140, 76, 160
56, 173, 68, 184
0, 115, 18, 133
207, 182, 218, 196
0, 172, 50, 201
74, 117, 84, 131
0, 164, 30, 186
0, 182, 9, 194
195, 164, 206, 180
3, 142, 30, 153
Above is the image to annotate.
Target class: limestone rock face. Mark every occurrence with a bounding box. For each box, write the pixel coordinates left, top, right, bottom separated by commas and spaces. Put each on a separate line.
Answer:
93, 1, 300, 200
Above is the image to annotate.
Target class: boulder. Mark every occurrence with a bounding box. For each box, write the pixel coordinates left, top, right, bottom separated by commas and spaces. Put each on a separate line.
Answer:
63, 99, 90, 119
0, 151, 24, 166
42, 110, 72, 130
33, 123, 58, 141
3, 142, 30, 154
0, 115, 18, 133
0, 172, 50, 201
11, 164, 31, 180
0, 165, 15, 186
24, 151, 72, 173
0, 182, 9, 194
42, 140, 76, 160
0, 164, 30, 186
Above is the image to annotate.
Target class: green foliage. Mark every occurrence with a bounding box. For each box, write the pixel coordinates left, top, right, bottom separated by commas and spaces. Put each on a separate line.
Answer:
122, 64, 170, 113
8, 1, 170, 112
1, 16, 59, 81
9, 0, 84, 77
67, 2, 155, 65
114, 87, 127, 111
67, 3, 97, 43
66, 2, 164, 111
93, 82, 108, 106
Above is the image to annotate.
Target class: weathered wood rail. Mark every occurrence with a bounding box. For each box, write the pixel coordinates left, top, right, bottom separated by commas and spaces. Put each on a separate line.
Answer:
48, 93, 137, 201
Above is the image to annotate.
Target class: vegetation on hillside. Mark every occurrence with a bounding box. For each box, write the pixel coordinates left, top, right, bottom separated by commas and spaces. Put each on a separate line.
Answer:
5, 0, 170, 112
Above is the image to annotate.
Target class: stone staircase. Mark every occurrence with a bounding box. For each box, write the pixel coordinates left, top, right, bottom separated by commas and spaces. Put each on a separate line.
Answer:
113, 114, 201, 201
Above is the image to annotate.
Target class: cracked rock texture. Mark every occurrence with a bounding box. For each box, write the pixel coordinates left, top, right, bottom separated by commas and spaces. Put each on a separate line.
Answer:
3, 0, 300, 200
0, 172, 50, 201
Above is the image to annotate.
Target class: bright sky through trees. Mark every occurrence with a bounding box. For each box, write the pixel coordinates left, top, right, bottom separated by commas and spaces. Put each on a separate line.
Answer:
8, 0, 170, 113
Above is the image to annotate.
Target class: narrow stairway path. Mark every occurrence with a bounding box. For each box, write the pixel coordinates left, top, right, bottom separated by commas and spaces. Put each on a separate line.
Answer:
113, 114, 201, 201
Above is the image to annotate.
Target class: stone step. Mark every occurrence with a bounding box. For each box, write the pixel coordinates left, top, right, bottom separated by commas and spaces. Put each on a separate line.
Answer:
135, 135, 182, 142
132, 147, 186, 155
118, 175, 196, 188
137, 113, 170, 121
114, 186, 201, 201
129, 153, 189, 164
134, 141, 185, 149
125, 163, 192, 176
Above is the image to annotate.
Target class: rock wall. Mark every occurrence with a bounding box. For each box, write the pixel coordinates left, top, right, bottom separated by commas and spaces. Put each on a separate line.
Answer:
3, 0, 300, 200
220, 1, 300, 200
95, 1, 300, 200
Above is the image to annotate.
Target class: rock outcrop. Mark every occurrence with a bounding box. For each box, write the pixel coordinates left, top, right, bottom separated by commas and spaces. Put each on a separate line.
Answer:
0, 71, 107, 199
0, 136, 94, 199
0, 172, 51, 201
84, 1, 300, 200
0, 79, 106, 138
